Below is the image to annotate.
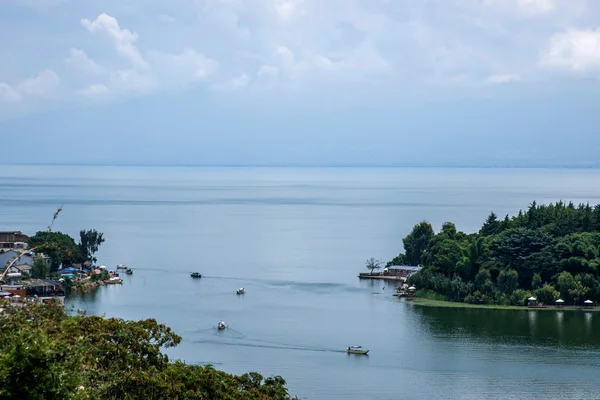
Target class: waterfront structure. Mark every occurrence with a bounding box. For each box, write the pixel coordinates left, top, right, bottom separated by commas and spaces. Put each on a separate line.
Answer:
0, 231, 29, 249
383, 265, 422, 278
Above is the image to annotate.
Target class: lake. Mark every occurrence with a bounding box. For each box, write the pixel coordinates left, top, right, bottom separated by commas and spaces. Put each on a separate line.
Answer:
2, 165, 600, 399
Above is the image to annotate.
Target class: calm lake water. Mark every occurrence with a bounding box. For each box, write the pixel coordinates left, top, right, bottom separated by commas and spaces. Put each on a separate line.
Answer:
2, 166, 600, 399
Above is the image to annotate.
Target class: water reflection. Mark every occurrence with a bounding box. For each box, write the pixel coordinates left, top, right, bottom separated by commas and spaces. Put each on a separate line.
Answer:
409, 305, 600, 348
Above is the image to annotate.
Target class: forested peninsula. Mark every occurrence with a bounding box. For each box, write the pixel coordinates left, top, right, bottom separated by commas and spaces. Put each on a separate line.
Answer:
392, 201, 600, 306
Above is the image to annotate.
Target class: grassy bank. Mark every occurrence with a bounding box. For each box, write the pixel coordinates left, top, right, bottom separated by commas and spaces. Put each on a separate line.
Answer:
409, 297, 600, 312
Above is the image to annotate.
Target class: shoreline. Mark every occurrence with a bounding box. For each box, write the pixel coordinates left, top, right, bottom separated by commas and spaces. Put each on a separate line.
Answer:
407, 297, 600, 312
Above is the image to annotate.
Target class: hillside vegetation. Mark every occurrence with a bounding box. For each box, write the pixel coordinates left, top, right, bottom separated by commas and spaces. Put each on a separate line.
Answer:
0, 302, 295, 400
391, 201, 600, 306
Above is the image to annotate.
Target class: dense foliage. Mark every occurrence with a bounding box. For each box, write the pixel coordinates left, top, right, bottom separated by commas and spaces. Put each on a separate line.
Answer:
0, 302, 295, 400
79, 229, 105, 263
396, 201, 600, 306
28, 229, 106, 271
28, 231, 83, 271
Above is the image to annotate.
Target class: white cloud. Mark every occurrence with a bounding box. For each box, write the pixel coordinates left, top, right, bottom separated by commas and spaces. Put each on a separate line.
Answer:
108, 70, 158, 94
81, 13, 149, 70
148, 48, 218, 86
65, 48, 104, 75
0, 69, 60, 103
79, 84, 110, 97
517, 0, 555, 16
213, 74, 250, 91
540, 28, 600, 73
75, 14, 218, 98
483, 0, 556, 16
273, 0, 305, 21
0, 83, 21, 103
486, 74, 522, 84
158, 14, 176, 23
257, 65, 279, 78
18, 69, 60, 98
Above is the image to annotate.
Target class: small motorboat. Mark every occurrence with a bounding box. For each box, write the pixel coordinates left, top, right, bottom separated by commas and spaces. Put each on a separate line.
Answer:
347, 346, 369, 355
116, 264, 127, 270
125, 268, 133, 275
236, 288, 245, 295
105, 277, 123, 284
218, 321, 227, 330
190, 272, 202, 278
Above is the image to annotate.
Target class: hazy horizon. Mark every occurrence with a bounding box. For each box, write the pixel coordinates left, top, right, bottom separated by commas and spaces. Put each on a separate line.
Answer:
1, 1, 599, 167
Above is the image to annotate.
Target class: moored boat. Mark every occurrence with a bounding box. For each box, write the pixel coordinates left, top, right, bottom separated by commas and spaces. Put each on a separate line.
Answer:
125, 268, 133, 275
105, 277, 123, 284
190, 272, 202, 278
116, 264, 127, 270
236, 288, 245, 295
218, 321, 227, 330
347, 346, 369, 355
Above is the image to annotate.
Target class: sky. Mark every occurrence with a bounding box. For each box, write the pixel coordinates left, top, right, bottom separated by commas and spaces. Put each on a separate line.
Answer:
1, 0, 600, 167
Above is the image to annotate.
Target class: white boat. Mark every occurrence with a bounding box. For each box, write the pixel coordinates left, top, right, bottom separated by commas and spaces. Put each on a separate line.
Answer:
116, 264, 127, 270
347, 346, 369, 355
218, 321, 227, 330
236, 288, 245, 295
105, 277, 123, 284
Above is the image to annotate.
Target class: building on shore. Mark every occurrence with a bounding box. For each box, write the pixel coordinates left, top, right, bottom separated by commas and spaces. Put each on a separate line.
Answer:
383, 265, 422, 278
0, 231, 29, 249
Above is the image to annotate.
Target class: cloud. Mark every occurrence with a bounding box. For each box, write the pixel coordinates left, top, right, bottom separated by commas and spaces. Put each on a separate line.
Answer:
483, 0, 556, 16
0, 69, 60, 103
486, 74, 522, 84
148, 48, 219, 87
65, 48, 104, 75
212, 74, 250, 91
273, 0, 305, 21
76, 14, 218, 98
81, 13, 149, 70
517, 0, 555, 15
158, 14, 176, 23
79, 84, 110, 98
0, 84, 22, 103
17, 69, 60, 98
540, 28, 600, 74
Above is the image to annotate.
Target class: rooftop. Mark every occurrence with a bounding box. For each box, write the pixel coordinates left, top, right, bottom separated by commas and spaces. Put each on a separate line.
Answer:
386, 265, 422, 271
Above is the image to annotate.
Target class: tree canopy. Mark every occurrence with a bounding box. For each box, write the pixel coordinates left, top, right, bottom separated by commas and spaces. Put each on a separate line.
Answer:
0, 302, 295, 400
401, 201, 600, 306
79, 229, 105, 263
28, 231, 83, 271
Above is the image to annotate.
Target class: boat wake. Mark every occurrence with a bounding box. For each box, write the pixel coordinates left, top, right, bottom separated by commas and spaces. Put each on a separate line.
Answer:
192, 338, 345, 354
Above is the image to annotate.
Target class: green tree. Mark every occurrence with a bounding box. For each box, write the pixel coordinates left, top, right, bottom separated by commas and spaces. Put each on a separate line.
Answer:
497, 269, 519, 295
27, 231, 83, 271
557, 271, 577, 302
79, 229, 105, 263
365, 257, 382, 274
531, 273, 543, 290
402, 221, 434, 265
480, 211, 501, 236
0, 302, 295, 400
31, 256, 50, 279
535, 283, 560, 304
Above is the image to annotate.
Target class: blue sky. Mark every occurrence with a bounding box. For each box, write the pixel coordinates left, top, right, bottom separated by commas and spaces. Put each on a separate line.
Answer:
1, 0, 600, 167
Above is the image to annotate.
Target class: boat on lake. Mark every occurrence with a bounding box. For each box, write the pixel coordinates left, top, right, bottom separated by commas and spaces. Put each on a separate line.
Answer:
236, 288, 245, 295
218, 321, 227, 330
105, 277, 123, 284
190, 272, 202, 278
125, 268, 133, 275
347, 346, 369, 355
116, 264, 127, 270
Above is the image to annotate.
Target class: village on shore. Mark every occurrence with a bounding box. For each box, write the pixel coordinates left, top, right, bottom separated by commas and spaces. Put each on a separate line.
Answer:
0, 230, 129, 306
